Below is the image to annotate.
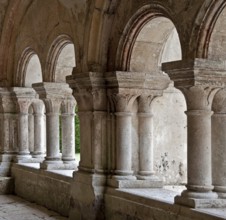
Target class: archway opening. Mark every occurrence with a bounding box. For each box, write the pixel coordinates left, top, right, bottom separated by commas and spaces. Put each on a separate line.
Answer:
129, 16, 187, 186
55, 43, 76, 83
24, 54, 43, 87
51, 39, 80, 164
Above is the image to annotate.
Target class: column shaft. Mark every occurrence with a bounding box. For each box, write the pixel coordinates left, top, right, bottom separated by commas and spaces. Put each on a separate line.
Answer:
45, 113, 60, 161
18, 113, 30, 155
33, 113, 45, 157
212, 113, 226, 198
138, 113, 154, 176
61, 113, 75, 162
115, 112, 133, 176
182, 110, 217, 198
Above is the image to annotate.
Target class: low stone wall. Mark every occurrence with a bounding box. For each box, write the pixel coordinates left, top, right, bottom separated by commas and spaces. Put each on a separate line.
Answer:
11, 164, 72, 217
105, 188, 224, 220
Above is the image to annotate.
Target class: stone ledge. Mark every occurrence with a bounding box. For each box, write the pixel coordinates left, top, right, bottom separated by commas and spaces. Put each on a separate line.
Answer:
108, 179, 163, 188
175, 195, 226, 208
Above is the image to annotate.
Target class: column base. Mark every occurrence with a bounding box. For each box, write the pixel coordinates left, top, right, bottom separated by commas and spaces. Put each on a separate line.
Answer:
175, 189, 220, 208
13, 154, 32, 163
40, 160, 77, 170
136, 173, 161, 181
175, 195, 226, 208
214, 186, 226, 198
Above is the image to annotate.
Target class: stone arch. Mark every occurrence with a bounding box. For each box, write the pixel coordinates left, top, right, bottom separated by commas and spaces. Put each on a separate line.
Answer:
45, 35, 76, 82
16, 48, 43, 87
115, 4, 181, 71
194, 0, 226, 58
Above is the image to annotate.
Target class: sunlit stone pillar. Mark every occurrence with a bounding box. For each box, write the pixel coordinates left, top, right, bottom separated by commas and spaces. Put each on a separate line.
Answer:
32, 99, 46, 159
61, 98, 76, 165
212, 89, 226, 198
43, 99, 62, 165
115, 111, 134, 178
162, 59, 226, 207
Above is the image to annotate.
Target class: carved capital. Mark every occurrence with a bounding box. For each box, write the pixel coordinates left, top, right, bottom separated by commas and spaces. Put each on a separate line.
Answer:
138, 91, 162, 113
16, 99, 32, 114
212, 89, 226, 113
61, 96, 76, 114
43, 98, 62, 113
109, 92, 139, 112
32, 99, 45, 114
180, 85, 220, 111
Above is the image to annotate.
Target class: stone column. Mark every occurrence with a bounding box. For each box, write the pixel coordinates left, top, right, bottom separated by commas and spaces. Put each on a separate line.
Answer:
137, 94, 161, 181
12, 88, 37, 162
44, 99, 62, 165
162, 59, 226, 207
17, 110, 30, 158
61, 98, 76, 166
28, 111, 34, 154
32, 100, 46, 159
212, 89, 226, 198
112, 94, 138, 180
33, 82, 75, 169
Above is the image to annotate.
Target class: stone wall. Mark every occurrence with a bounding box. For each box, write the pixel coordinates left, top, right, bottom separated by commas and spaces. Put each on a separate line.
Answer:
11, 164, 72, 217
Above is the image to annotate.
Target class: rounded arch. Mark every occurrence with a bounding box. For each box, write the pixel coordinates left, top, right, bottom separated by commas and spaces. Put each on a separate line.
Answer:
16, 48, 43, 87
115, 4, 181, 71
45, 34, 76, 82
193, 0, 226, 58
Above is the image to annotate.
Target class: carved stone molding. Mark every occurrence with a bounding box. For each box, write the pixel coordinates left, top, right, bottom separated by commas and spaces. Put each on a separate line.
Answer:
162, 58, 226, 88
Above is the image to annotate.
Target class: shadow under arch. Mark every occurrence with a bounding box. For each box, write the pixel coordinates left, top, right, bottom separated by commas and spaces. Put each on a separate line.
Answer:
45, 34, 76, 82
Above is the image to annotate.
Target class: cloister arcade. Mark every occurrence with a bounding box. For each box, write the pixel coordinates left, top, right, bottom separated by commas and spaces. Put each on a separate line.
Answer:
0, 1, 225, 220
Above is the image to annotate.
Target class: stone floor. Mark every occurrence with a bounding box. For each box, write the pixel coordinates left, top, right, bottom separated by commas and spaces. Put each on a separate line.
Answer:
0, 195, 68, 220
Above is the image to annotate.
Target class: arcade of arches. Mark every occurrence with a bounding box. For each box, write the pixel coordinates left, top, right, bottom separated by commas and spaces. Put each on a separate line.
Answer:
0, 1, 226, 220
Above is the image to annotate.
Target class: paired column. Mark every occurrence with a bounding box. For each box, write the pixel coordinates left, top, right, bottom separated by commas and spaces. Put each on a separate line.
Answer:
162, 59, 226, 207
212, 89, 226, 198
33, 82, 77, 169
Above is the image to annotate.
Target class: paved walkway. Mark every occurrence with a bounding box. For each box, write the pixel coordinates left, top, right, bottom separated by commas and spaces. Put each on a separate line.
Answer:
0, 195, 68, 220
